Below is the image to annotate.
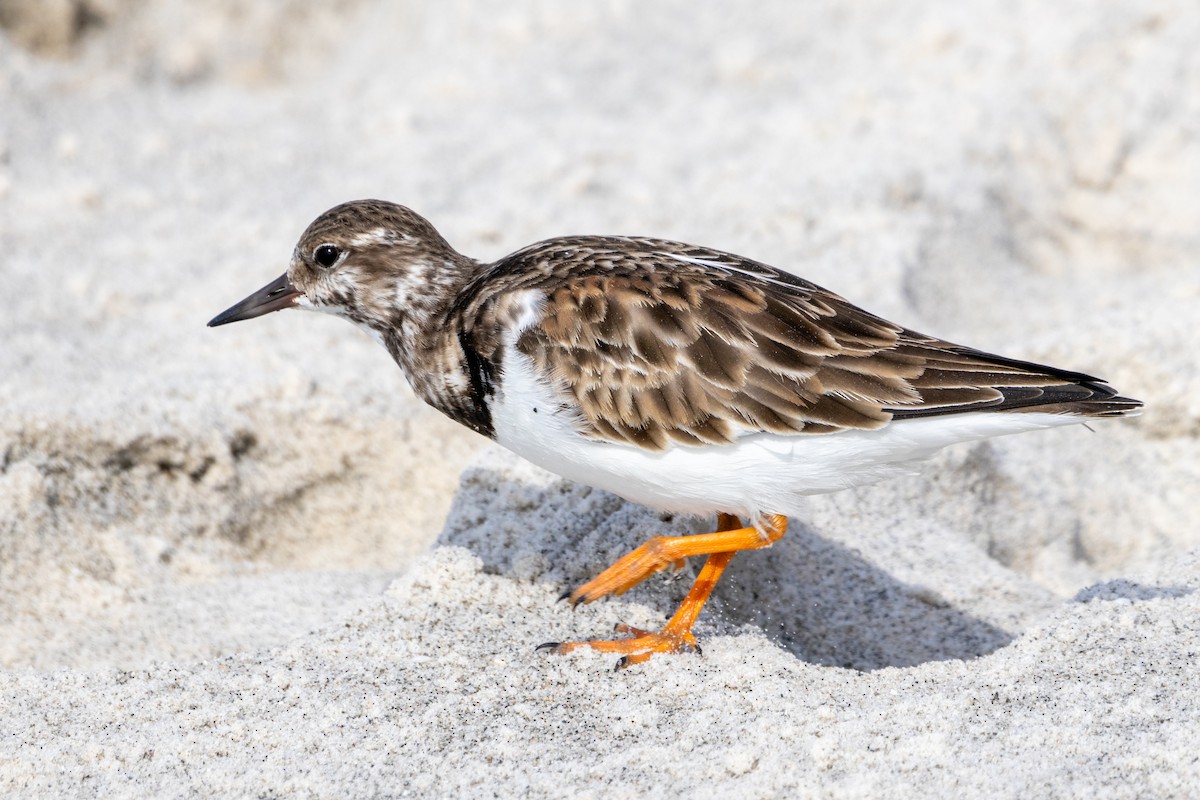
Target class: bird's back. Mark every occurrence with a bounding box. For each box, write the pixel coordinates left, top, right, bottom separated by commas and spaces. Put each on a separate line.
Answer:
450, 234, 1141, 454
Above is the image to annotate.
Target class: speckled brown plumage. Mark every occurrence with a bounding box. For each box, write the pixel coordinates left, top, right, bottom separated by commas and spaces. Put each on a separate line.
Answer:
447, 235, 1139, 450
218, 200, 1138, 449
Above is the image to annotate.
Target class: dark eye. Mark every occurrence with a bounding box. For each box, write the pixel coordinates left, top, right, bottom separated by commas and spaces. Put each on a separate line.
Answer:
313, 244, 341, 268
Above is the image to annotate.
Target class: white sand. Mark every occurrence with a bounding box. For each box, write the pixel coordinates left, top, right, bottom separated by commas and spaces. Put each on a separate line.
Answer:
2, 1, 1198, 796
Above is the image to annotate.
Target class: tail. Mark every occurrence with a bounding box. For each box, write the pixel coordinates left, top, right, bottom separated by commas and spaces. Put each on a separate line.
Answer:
1014, 384, 1144, 418
889, 345, 1144, 421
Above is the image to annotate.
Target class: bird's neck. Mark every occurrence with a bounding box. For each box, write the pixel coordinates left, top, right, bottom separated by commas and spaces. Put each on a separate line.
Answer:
377, 253, 496, 434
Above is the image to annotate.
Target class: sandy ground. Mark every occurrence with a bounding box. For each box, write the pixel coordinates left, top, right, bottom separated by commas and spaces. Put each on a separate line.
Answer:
1, 1, 1198, 797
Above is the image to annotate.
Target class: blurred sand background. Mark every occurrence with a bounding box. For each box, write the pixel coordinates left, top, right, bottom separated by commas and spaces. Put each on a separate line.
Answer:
1, 1, 1197, 797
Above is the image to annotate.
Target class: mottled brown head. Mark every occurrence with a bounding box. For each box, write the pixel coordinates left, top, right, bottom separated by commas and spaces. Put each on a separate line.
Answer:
208, 199, 477, 338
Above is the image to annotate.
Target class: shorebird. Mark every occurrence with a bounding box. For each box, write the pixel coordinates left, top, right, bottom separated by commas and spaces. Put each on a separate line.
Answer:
209, 200, 1142, 668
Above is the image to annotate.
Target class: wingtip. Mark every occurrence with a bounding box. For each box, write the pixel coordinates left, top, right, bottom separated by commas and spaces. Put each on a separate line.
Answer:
1094, 396, 1145, 418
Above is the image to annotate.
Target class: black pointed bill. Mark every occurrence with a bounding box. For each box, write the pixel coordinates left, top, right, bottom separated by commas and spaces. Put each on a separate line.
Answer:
207, 273, 302, 327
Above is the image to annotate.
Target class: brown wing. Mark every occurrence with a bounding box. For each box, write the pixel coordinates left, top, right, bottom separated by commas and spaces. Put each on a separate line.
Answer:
462, 237, 1139, 451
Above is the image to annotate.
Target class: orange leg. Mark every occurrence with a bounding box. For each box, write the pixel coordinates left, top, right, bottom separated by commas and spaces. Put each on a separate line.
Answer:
540, 513, 787, 668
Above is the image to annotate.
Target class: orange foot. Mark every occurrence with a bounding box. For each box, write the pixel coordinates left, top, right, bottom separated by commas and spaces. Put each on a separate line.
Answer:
540, 514, 788, 669
538, 622, 701, 670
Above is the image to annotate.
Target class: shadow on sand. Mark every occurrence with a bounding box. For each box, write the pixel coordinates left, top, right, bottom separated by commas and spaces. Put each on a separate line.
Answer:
437, 466, 1017, 672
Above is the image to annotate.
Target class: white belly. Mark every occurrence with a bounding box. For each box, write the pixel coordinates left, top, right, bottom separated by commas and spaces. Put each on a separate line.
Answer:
490, 348, 1084, 520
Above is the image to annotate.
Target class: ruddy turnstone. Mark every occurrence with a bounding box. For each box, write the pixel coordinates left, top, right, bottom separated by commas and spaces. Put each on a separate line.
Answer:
209, 200, 1142, 668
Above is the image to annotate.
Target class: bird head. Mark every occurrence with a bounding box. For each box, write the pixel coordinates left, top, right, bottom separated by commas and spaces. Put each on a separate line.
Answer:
207, 200, 467, 339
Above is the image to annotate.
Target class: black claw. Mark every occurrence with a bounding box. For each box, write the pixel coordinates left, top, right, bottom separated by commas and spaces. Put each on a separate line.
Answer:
694, 643, 704, 657
614, 656, 629, 671
535, 642, 561, 652
556, 590, 573, 604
